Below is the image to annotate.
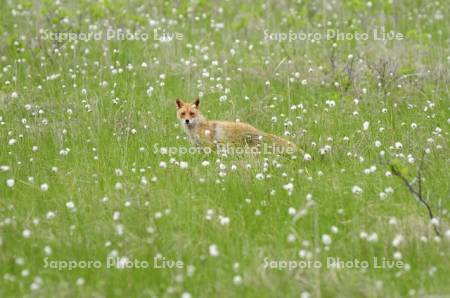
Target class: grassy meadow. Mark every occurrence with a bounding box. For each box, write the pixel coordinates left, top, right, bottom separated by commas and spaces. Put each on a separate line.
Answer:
0, 0, 449, 297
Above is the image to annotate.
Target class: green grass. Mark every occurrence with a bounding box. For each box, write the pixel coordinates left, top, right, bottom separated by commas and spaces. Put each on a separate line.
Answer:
0, 0, 449, 297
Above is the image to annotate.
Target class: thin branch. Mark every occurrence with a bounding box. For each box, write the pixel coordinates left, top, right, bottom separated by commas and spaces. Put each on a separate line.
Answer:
418, 150, 426, 204
390, 161, 441, 236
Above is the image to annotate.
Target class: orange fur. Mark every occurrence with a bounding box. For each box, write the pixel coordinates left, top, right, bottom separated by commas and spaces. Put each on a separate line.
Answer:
176, 98, 299, 154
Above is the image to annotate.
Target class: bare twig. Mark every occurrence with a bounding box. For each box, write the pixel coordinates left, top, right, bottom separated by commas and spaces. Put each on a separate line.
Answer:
344, 56, 355, 92
390, 153, 440, 236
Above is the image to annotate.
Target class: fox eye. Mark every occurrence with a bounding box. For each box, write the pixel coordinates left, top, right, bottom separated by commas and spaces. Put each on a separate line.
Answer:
189, 112, 195, 116
180, 112, 185, 116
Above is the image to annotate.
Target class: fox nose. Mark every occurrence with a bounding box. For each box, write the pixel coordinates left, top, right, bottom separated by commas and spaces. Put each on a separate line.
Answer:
185, 119, 190, 124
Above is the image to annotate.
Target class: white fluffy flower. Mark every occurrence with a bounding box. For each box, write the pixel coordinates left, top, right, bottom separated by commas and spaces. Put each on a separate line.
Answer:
6, 178, 15, 188
40, 183, 49, 191
445, 230, 450, 239
321, 234, 332, 245
209, 244, 219, 257
430, 218, 439, 226
219, 216, 230, 226
363, 121, 370, 130
233, 275, 242, 285
283, 182, 294, 194
352, 185, 363, 195
392, 234, 404, 247
394, 142, 403, 149
22, 229, 31, 238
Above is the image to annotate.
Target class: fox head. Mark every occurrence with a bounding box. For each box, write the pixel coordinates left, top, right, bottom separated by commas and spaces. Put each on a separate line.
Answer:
176, 98, 201, 125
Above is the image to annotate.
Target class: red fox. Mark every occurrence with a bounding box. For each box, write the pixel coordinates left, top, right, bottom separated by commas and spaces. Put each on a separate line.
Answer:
176, 98, 299, 155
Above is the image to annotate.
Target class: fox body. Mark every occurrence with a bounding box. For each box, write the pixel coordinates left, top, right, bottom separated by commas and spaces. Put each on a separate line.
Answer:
176, 98, 298, 154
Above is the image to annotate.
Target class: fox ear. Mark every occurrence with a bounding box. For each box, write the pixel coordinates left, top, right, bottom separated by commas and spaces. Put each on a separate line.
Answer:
193, 98, 200, 108
176, 99, 184, 109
